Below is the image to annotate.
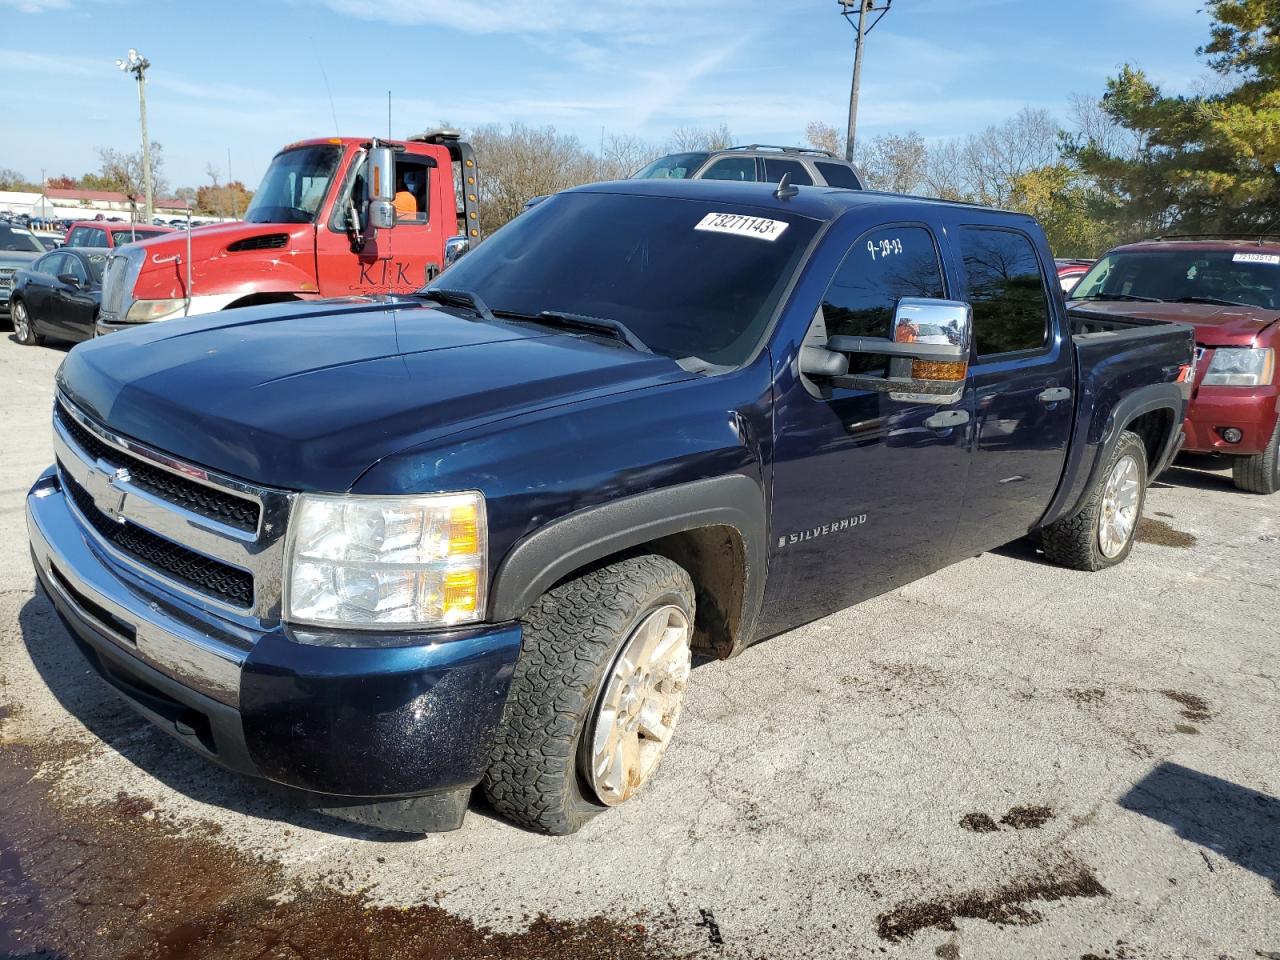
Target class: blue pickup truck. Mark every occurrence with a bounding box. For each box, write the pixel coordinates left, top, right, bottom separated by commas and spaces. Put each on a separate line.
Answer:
27, 179, 1194, 835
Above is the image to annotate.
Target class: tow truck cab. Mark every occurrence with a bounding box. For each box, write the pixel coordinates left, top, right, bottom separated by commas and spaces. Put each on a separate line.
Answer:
96, 132, 481, 334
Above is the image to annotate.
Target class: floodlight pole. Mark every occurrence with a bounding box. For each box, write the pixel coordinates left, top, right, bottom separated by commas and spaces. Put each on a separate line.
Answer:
839, 0, 892, 162
117, 50, 154, 223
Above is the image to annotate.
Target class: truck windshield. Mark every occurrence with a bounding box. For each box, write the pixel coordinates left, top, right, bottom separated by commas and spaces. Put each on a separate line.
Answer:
631, 153, 710, 180
435, 191, 820, 367
1070, 249, 1280, 311
243, 145, 343, 224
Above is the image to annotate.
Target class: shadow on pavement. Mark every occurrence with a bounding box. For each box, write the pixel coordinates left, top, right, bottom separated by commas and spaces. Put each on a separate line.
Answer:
15, 588, 439, 842
1119, 761, 1280, 894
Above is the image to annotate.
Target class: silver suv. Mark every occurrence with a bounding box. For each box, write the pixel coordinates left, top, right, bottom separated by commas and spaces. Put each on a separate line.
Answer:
631, 145, 864, 190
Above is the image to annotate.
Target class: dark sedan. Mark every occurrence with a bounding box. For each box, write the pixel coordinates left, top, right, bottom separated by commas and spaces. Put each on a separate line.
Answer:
10, 247, 107, 346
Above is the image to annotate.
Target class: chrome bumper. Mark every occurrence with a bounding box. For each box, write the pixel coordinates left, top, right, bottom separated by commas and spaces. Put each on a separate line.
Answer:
26, 466, 248, 707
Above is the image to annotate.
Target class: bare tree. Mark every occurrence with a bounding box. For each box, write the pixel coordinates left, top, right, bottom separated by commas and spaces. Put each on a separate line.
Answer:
1066, 93, 1144, 160
95, 144, 168, 206
596, 133, 662, 180
665, 123, 735, 152
855, 131, 928, 194
921, 138, 967, 200
958, 107, 1059, 206
804, 121, 843, 156
467, 123, 602, 230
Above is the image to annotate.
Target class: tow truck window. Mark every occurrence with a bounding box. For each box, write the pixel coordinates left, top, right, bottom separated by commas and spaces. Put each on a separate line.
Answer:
437, 191, 820, 367
392, 157, 431, 225
244, 145, 342, 224
959, 227, 1050, 357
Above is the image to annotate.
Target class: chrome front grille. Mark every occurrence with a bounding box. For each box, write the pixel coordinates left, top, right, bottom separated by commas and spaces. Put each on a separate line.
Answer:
99, 249, 139, 323
0, 267, 15, 289
52, 394, 292, 621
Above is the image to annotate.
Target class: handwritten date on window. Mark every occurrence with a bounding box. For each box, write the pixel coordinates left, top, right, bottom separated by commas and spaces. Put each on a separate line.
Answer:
867, 238, 903, 261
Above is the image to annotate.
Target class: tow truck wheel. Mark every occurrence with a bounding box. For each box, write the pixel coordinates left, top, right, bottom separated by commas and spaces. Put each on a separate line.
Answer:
1041, 430, 1148, 571
1231, 421, 1280, 495
482, 554, 695, 835
12, 300, 39, 346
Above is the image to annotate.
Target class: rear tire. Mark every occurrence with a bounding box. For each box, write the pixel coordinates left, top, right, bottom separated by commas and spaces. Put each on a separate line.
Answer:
12, 300, 39, 345
1231, 421, 1280, 495
1041, 430, 1148, 571
482, 555, 695, 835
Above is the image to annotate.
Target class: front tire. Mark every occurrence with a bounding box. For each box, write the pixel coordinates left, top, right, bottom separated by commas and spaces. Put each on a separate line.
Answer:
12, 300, 38, 345
482, 555, 696, 835
1231, 420, 1280, 495
1041, 430, 1148, 571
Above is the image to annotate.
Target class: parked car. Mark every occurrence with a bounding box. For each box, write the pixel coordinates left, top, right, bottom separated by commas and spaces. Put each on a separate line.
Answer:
525, 145, 867, 211
1068, 237, 1280, 493
1055, 258, 1094, 293
33, 231, 64, 251
9, 247, 107, 346
63, 221, 174, 249
633, 144, 865, 189
28, 179, 1192, 836
0, 223, 47, 322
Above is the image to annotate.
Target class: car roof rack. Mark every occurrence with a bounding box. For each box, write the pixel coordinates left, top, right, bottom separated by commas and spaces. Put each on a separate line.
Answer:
727, 144, 841, 159
1150, 233, 1280, 243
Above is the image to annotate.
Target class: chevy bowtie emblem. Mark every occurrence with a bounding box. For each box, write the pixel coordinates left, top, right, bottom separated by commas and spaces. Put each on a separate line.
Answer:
86, 463, 131, 523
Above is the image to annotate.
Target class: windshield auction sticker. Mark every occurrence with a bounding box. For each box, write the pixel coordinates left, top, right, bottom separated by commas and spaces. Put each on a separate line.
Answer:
1233, 252, 1280, 265
695, 212, 789, 241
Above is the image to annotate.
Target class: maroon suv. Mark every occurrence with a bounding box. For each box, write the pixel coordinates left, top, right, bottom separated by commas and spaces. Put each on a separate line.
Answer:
1067, 238, 1279, 494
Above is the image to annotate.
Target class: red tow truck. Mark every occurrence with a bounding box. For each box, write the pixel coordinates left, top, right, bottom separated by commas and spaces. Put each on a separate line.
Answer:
96, 131, 481, 334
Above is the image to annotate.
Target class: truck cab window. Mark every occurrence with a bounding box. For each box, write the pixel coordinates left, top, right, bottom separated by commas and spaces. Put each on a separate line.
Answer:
820, 225, 945, 373
959, 227, 1050, 357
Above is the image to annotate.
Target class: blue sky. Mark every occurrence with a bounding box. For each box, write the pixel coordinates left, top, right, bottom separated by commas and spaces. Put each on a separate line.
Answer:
0, 0, 1214, 192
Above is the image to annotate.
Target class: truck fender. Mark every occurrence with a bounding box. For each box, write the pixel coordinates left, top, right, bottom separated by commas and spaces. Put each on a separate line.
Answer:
489, 475, 767, 658
1049, 382, 1185, 525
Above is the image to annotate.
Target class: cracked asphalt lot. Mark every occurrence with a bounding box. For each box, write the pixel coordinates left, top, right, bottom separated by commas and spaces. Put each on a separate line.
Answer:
2, 334, 1278, 959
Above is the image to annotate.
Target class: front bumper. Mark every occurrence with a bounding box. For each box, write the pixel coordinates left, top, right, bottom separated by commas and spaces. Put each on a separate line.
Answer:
1182, 384, 1280, 455
26, 466, 522, 831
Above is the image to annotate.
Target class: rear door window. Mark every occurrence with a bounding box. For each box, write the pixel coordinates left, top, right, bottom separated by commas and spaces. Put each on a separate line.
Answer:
700, 157, 757, 182
958, 227, 1051, 357
762, 158, 814, 186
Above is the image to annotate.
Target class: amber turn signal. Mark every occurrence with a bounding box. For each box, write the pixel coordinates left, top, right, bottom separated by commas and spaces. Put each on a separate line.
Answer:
911, 359, 968, 381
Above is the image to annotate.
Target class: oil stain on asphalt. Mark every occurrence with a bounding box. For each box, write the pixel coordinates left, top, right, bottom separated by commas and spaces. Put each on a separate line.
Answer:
0, 741, 682, 960
1136, 518, 1197, 549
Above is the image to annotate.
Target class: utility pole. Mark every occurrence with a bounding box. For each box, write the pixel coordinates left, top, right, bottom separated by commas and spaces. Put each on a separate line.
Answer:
115, 48, 154, 222
838, 0, 892, 162
227, 147, 235, 218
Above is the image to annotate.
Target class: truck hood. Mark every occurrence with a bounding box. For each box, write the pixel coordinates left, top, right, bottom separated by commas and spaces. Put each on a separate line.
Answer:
1068, 299, 1280, 346
57, 297, 696, 491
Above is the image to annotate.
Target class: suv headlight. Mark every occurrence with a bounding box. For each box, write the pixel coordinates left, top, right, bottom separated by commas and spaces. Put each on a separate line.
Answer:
284, 492, 487, 630
1202, 347, 1274, 386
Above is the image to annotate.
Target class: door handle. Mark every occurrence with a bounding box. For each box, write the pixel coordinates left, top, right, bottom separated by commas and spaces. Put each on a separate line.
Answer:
1038, 386, 1072, 404
924, 409, 971, 430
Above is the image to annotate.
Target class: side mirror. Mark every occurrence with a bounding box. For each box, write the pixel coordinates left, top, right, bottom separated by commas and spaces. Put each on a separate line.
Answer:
823, 297, 972, 404
364, 141, 397, 232
57, 273, 82, 288
443, 235, 471, 267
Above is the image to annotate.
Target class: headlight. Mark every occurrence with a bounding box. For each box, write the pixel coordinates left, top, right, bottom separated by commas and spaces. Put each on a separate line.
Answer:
1202, 347, 1274, 386
125, 298, 185, 322
284, 492, 487, 630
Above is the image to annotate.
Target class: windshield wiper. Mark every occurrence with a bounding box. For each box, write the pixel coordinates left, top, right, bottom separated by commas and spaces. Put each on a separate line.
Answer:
415, 287, 495, 322
492, 308, 653, 354
1173, 296, 1250, 307
1071, 293, 1166, 303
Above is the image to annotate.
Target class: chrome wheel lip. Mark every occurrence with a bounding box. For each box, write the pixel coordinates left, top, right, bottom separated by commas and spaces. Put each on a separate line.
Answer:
1099, 454, 1141, 558
582, 604, 692, 808
13, 302, 29, 341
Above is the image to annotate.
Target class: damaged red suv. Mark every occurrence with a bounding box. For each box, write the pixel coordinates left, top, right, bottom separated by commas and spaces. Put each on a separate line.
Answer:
1067, 238, 1279, 494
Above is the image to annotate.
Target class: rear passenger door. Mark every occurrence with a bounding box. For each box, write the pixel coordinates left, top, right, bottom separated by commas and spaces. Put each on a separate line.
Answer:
950, 225, 1073, 555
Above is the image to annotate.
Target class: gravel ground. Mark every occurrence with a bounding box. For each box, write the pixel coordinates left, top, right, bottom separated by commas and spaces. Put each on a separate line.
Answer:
1, 331, 1277, 960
